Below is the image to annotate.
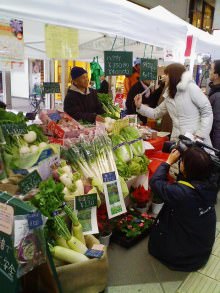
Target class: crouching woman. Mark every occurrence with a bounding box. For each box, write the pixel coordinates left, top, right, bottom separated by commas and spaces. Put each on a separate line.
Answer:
148, 147, 217, 271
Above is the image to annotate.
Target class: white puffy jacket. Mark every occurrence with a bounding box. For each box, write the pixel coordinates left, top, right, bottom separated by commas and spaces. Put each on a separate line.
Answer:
137, 71, 213, 144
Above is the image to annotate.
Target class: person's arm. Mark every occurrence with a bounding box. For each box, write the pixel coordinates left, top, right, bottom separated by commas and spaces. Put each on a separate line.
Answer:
135, 97, 168, 119
149, 150, 182, 204
189, 83, 213, 139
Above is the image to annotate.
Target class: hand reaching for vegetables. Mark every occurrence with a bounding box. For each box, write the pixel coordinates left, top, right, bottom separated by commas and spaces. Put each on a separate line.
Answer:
166, 149, 181, 165
134, 94, 142, 109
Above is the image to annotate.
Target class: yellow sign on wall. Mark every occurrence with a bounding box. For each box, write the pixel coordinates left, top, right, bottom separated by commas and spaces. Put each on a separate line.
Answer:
45, 24, 79, 59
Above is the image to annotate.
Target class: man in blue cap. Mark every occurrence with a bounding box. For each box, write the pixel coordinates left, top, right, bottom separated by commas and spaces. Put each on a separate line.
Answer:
64, 66, 105, 123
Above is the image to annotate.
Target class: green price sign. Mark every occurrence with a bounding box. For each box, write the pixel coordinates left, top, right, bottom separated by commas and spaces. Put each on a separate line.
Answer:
104, 51, 133, 76
140, 58, 158, 81
19, 170, 42, 194
1, 123, 27, 136
75, 193, 97, 211
43, 82, 60, 94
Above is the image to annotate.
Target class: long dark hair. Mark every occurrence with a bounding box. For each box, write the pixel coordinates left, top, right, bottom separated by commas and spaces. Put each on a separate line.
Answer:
164, 63, 186, 99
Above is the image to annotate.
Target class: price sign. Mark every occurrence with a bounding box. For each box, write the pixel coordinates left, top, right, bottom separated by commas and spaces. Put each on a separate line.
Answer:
19, 170, 42, 194
27, 212, 43, 229
75, 194, 97, 211
0, 203, 14, 235
140, 58, 158, 81
104, 51, 133, 76
43, 82, 60, 94
48, 121, 65, 138
1, 122, 27, 136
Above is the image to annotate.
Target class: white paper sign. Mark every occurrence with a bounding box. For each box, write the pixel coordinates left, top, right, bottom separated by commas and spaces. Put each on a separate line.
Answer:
143, 141, 154, 150
0, 203, 14, 235
102, 171, 127, 219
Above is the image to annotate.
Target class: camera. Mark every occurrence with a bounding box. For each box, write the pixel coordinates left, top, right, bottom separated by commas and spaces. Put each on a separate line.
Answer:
162, 135, 220, 173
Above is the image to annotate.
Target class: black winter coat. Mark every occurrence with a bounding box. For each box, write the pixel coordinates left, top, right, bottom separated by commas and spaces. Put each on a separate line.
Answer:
126, 82, 164, 124
149, 163, 217, 271
98, 80, 109, 94
64, 87, 104, 123
208, 83, 220, 150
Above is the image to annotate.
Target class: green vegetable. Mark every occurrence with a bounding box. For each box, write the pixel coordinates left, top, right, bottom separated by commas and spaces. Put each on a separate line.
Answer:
116, 160, 131, 180
129, 155, 150, 176
119, 176, 129, 198
111, 134, 133, 163
97, 93, 120, 119
0, 109, 26, 123
120, 126, 144, 156
50, 245, 88, 263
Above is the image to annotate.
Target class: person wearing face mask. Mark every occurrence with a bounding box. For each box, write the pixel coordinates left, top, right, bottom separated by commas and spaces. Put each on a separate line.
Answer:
64, 66, 105, 123
134, 63, 213, 144
208, 60, 220, 150
126, 79, 165, 125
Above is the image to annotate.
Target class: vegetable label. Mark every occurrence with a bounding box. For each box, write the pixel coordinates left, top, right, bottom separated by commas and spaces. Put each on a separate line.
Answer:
104, 51, 133, 76
126, 114, 137, 127
112, 118, 129, 135
43, 82, 60, 94
76, 207, 99, 235
75, 194, 97, 211
0, 203, 14, 235
140, 58, 158, 81
1, 122, 27, 136
19, 170, 42, 194
102, 171, 127, 219
27, 212, 43, 230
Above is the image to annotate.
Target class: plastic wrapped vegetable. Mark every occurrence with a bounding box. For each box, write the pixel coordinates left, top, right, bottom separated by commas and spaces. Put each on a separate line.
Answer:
120, 126, 144, 156
111, 134, 133, 163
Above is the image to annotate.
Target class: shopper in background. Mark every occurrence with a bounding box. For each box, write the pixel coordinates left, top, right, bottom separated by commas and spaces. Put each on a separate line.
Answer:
0, 101, 6, 109
208, 60, 220, 150
126, 79, 165, 125
134, 63, 213, 144
64, 66, 105, 123
98, 74, 109, 94
123, 58, 141, 98
148, 147, 217, 271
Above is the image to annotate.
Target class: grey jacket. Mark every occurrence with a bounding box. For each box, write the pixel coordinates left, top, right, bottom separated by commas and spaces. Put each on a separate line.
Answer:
137, 71, 213, 144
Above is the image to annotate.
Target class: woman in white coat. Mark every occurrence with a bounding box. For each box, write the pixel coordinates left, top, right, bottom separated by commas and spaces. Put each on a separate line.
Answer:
135, 63, 213, 144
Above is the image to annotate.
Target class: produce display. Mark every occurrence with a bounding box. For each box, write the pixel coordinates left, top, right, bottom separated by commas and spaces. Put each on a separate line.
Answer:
110, 126, 150, 180
97, 93, 121, 120
0, 106, 152, 288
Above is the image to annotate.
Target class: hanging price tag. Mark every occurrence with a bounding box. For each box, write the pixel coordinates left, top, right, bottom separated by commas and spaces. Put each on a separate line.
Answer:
0, 203, 14, 235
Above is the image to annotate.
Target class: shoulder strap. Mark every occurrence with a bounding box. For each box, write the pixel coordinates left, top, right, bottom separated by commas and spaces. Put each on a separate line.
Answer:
178, 180, 195, 189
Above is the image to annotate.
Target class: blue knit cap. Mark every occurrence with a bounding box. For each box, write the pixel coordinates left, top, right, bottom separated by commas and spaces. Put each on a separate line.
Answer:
71, 66, 87, 80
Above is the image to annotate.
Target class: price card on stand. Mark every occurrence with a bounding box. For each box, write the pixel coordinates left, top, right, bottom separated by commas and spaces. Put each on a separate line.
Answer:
102, 171, 126, 219
1, 122, 27, 136
74, 194, 99, 235
19, 170, 42, 194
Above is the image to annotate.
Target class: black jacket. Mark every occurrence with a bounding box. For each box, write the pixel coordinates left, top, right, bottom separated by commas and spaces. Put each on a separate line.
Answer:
149, 163, 217, 271
98, 80, 109, 94
126, 82, 164, 124
64, 87, 104, 123
208, 82, 220, 150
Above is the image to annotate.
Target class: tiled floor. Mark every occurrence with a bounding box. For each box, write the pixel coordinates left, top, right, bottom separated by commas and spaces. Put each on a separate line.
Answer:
106, 194, 220, 293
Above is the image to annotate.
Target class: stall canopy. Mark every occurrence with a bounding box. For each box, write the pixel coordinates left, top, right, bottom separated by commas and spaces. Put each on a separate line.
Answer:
149, 6, 220, 59
0, 0, 188, 60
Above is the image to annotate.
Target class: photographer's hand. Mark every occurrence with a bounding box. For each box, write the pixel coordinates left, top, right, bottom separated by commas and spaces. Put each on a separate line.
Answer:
166, 149, 181, 165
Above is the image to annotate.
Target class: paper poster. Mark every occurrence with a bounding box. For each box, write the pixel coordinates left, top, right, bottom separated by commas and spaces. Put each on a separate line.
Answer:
76, 207, 99, 235
0, 19, 24, 61
102, 171, 127, 219
29, 59, 43, 95
45, 24, 79, 59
